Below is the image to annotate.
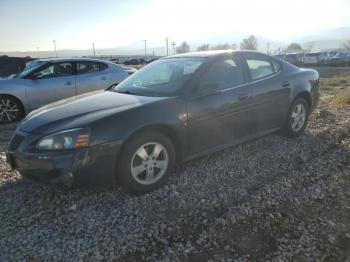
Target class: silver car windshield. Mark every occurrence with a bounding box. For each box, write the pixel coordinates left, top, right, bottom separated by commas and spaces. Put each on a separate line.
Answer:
18, 60, 47, 78
115, 57, 205, 96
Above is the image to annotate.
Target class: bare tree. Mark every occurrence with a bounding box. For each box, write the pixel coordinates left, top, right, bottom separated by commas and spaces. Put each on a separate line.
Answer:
287, 43, 303, 51
197, 44, 210, 51
240, 35, 258, 50
176, 42, 190, 54
343, 40, 350, 51
211, 43, 231, 50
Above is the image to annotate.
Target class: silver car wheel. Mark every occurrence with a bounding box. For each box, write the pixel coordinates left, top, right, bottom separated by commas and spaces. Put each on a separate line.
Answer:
130, 142, 169, 185
290, 103, 306, 132
0, 98, 19, 123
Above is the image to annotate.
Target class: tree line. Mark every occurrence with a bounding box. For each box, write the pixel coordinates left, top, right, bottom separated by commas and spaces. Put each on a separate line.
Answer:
176, 35, 258, 54
175, 36, 350, 54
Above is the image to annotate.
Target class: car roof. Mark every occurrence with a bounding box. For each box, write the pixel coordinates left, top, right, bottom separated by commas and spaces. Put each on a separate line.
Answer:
163, 50, 266, 59
35, 57, 111, 63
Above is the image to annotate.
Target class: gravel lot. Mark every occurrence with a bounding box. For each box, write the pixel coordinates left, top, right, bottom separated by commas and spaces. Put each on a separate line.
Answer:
0, 68, 350, 261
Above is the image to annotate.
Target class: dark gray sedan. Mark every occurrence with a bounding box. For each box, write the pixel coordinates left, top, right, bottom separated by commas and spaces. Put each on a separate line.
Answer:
7, 51, 319, 193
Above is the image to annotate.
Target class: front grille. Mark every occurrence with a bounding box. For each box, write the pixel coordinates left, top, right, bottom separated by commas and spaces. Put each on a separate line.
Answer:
8, 134, 24, 151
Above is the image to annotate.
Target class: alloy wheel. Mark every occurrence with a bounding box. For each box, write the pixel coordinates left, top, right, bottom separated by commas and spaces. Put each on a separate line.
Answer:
0, 98, 19, 123
130, 142, 169, 185
290, 103, 306, 132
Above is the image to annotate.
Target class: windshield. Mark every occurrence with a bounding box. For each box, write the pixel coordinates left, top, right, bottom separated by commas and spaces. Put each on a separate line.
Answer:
17, 60, 47, 78
114, 57, 205, 96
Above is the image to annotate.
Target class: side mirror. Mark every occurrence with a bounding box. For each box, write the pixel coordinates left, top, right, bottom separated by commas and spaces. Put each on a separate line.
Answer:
197, 82, 221, 96
28, 72, 43, 80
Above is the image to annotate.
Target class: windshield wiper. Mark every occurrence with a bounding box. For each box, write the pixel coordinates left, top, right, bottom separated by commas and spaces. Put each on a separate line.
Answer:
116, 90, 136, 95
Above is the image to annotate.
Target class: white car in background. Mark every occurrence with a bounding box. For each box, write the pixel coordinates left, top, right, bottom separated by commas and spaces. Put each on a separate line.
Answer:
0, 58, 136, 123
303, 52, 321, 65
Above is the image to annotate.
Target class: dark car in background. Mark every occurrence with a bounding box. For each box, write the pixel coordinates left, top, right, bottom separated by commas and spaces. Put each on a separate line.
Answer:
7, 50, 319, 193
124, 58, 146, 65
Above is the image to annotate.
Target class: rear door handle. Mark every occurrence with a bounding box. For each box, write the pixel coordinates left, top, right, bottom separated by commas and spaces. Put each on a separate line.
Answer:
64, 81, 73, 86
238, 93, 249, 101
282, 81, 290, 87
100, 76, 107, 80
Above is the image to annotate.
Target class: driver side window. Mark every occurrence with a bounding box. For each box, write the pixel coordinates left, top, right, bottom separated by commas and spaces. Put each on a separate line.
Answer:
35, 62, 73, 79
37, 65, 54, 79
200, 57, 245, 90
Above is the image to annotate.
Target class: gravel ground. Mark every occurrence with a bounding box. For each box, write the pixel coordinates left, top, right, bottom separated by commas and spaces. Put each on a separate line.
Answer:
0, 70, 350, 261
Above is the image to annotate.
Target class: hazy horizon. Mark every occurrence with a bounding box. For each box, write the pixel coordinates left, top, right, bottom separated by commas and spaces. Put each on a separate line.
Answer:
1, 0, 350, 55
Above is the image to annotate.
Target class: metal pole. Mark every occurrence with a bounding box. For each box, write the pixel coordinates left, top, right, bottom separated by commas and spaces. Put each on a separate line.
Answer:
36, 47, 40, 58
143, 40, 147, 59
53, 40, 57, 57
165, 37, 169, 56
92, 43, 96, 57
171, 41, 176, 55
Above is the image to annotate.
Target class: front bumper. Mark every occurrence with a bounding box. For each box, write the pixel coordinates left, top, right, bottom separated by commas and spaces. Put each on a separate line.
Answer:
6, 130, 122, 188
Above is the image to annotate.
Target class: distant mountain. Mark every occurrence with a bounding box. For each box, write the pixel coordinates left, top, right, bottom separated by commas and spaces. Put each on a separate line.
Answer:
295, 26, 350, 50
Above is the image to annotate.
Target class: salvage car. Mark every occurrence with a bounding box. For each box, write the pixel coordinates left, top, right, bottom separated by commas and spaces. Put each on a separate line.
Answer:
326, 52, 350, 67
7, 51, 319, 193
0, 58, 135, 123
303, 52, 321, 66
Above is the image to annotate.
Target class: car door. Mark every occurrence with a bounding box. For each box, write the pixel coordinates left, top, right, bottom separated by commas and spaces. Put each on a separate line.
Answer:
218, 54, 256, 141
242, 53, 290, 134
186, 55, 253, 154
26, 62, 77, 110
75, 61, 110, 94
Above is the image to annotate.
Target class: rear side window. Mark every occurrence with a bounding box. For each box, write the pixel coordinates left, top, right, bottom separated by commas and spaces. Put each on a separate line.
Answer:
245, 55, 275, 80
77, 61, 108, 74
99, 63, 108, 71
271, 60, 281, 73
201, 58, 245, 89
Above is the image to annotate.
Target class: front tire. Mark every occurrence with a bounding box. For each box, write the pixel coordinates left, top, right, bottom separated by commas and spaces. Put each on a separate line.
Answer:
282, 97, 309, 138
0, 95, 24, 123
118, 132, 175, 193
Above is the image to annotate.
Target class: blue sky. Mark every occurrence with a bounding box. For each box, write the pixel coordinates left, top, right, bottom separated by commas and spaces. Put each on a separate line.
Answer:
1, 0, 350, 52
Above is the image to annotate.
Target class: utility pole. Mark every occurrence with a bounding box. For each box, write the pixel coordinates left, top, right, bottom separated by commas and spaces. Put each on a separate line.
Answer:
267, 42, 270, 54
92, 43, 96, 57
143, 40, 147, 59
53, 40, 57, 57
165, 37, 169, 56
171, 41, 176, 55
36, 47, 40, 58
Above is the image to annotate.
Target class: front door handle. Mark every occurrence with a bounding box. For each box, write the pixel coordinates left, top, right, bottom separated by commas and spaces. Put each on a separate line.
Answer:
64, 81, 73, 86
282, 81, 290, 87
238, 93, 249, 101
100, 76, 107, 80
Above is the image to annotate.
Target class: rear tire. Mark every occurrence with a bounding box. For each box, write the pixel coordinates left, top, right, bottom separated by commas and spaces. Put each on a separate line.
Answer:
282, 97, 309, 138
117, 132, 175, 193
0, 95, 24, 123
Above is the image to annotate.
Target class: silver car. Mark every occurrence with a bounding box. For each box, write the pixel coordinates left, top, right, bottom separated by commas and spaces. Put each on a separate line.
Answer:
0, 58, 136, 123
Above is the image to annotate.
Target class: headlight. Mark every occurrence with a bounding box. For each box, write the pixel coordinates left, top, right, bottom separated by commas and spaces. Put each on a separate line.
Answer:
36, 128, 90, 150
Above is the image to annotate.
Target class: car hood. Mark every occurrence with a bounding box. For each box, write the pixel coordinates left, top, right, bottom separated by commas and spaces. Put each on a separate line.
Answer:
19, 90, 164, 134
